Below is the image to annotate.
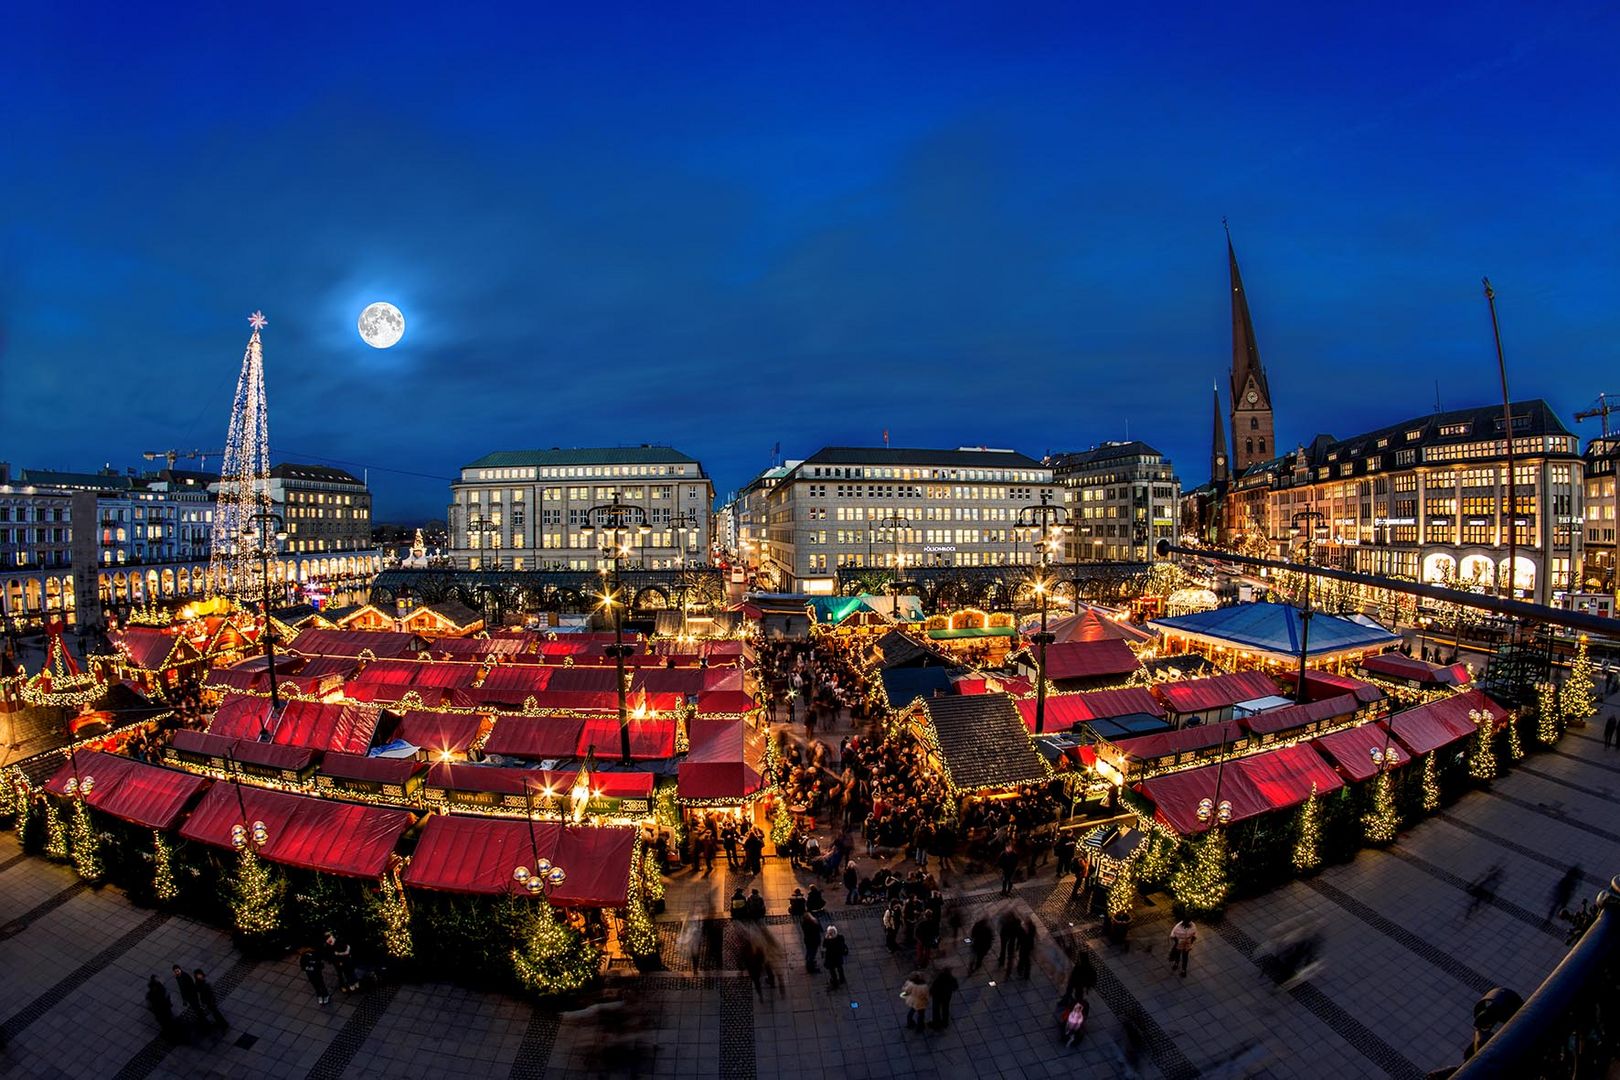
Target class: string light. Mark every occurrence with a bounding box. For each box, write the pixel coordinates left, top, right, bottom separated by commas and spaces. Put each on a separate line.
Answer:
209, 314, 274, 602
1420, 752, 1441, 812
1467, 708, 1498, 782
230, 848, 284, 937
152, 830, 179, 903
1561, 635, 1597, 725
1535, 680, 1560, 746
1169, 826, 1229, 916
1292, 783, 1322, 872
69, 799, 104, 881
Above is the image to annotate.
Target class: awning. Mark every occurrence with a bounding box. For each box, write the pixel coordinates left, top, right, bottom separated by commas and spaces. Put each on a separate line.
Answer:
288, 628, 421, 659
267, 700, 380, 754
1113, 719, 1248, 765
1386, 690, 1506, 756
1043, 640, 1142, 681
578, 716, 676, 759
179, 784, 412, 877
404, 816, 637, 907
1154, 671, 1280, 715
208, 695, 273, 740
483, 714, 587, 759
1242, 694, 1358, 737
394, 710, 488, 757
1314, 723, 1406, 782
693, 690, 757, 717
1016, 687, 1164, 731
1359, 653, 1471, 687
679, 721, 765, 801
1141, 743, 1344, 835
170, 728, 316, 772
45, 750, 209, 830
1274, 669, 1385, 705
319, 752, 425, 786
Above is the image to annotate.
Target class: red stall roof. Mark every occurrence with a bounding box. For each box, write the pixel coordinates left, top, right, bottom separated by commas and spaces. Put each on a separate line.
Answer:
1017, 687, 1165, 731
1154, 671, 1280, 715
202, 667, 265, 694
170, 729, 316, 772
405, 816, 637, 907
409, 662, 483, 690
45, 750, 209, 830
394, 710, 487, 756
1242, 694, 1359, 736
1273, 669, 1385, 705
288, 628, 421, 659
474, 665, 554, 701
320, 752, 425, 786
679, 720, 765, 801
579, 716, 676, 760
702, 667, 745, 692
694, 690, 757, 717
351, 660, 421, 686
1113, 719, 1247, 764
1044, 639, 1142, 681
1387, 690, 1506, 756
1359, 653, 1471, 687
208, 695, 273, 740
269, 700, 380, 754
483, 714, 588, 759
179, 784, 412, 877
1141, 743, 1343, 835
1314, 723, 1406, 782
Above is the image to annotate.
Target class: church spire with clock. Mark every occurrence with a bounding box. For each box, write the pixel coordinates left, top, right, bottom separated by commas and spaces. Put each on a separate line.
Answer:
1210, 381, 1229, 484
1227, 225, 1275, 472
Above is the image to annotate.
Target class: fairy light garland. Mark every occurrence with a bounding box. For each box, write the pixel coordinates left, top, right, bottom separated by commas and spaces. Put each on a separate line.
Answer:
1169, 826, 1229, 916
1420, 752, 1440, 812
231, 848, 284, 937
1363, 771, 1399, 845
1467, 709, 1498, 782
1535, 681, 1560, 745
69, 800, 104, 881
44, 802, 68, 860
1292, 783, 1322, 872
152, 831, 179, 903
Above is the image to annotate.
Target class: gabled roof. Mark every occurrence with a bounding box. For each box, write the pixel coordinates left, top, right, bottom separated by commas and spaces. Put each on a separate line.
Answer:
1141, 743, 1343, 835
1042, 608, 1155, 645
1015, 687, 1164, 731
1153, 671, 1280, 715
1043, 639, 1142, 682
1150, 603, 1398, 658
1387, 690, 1506, 755
871, 629, 953, 670
45, 751, 209, 830
881, 666, 956, 709
920, 693, 1048, 792
405, 817, 636, 906
269, 462, 363, 484
1241, 693, 1359, 736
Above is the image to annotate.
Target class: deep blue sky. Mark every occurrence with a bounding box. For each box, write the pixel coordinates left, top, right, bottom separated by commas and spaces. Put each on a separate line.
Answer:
4, 3, 1616, 520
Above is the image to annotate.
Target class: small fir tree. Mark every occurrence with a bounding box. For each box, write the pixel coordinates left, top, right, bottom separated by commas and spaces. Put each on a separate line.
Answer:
44, 801, 68, 860
68, 800, 103, 881
230, 849, 284, 938
1420, 753, 1441, 812
1536, 681, 1561, 745
152, 831, 179, 903
1106, 860, 1136, 919
1561, 636, 1598, 725
511, 901, 599, 995
1468, 709, 1498, 782
1170, 828, 1229, 916
1504, 714, 1525, 761
1363, 771, 1399, 845
1292, 784, 1322, 872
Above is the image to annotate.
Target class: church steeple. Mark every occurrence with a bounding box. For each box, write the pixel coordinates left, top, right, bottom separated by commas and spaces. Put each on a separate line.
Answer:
1210, 382, 1229, 484
1226, 223, 1276, 471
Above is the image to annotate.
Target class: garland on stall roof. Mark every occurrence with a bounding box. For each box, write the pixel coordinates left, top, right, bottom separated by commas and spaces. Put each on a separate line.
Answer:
152, 831, 179, 903
69, 800, 104, 881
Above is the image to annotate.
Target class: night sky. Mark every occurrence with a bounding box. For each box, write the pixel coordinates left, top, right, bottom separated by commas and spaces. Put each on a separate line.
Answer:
4, 3, 1616, 521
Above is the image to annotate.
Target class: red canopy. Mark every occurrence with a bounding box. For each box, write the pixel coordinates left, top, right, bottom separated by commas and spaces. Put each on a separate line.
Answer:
1016, 687, 1164, 731
208, 695, 273, 740
320, 752, 425, 786
1274, 669, 1385, 705
351, 660, 421, 686
1113, 719, 1247, 764
1242, 694, 1358, 737
483, 714, 587, 759
1043, 639, 1142, 681
202, 667, 265, 694
474, 665, 554, 702
179, 784, 412, 877
1359, 653, 1471, 687
1314, 722, 1406, 782
679, 720, 765, 801
701, 667, 745, 692
394, 710, 487, 756
268, 700, 380, 754
694, 690, 757, 717
45, 751, 208, 830
1141, 743, 1343, 835
170, 728, 316, 772
289, 628, 421, 659
404, 816, 636, 906
1387, 690, 1506, 755
578, 716, 675, 759
1154, 671, 1280, 715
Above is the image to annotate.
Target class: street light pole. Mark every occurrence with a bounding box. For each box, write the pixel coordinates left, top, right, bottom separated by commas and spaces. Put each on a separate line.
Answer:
245, 510, 287, 711
1017, 491, 1070, 735
582, 494, 650, 766
1291, 510, 1326, 705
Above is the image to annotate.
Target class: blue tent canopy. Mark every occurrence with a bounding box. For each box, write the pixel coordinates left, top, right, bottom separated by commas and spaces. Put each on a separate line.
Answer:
1148, 603, 1397, 658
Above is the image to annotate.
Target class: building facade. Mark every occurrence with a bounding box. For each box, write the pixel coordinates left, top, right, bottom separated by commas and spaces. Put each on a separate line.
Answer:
1048, 441, 1180, 562
446, 446, 713, 571
729, 463, 795, 576
1581, 435, 1617, 599
268, 463, 372, 554
1223, 400, 1583, 606
757, 446, 1059, 593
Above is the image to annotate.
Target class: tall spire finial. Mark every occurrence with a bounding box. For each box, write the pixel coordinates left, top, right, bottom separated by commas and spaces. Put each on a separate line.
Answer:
248, 310, 267, 331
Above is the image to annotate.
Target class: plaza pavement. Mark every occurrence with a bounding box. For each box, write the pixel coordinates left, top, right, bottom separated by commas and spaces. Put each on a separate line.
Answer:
1, 697, 1617, 1078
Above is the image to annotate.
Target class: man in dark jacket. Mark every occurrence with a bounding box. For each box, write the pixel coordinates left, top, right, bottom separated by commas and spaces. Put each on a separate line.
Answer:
743, 829, 765, 875
843, 861, 860, 905
171, 964, 199, 1014
998, 845, 1020, 896
968, 917, 994, 974
145, 975, 175, 1037
822, 925, 849, 989
1054, 832, 1076, 879
996, 910, 1021, 969
800, 912, 823, 973
193, 969, 227, 1029
929, 966, 959, 1029
300, 950, 330, 1005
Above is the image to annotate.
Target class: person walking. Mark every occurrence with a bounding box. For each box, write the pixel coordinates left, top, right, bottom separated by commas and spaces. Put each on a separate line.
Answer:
326, 933, 358, 992
1605, 711, 1617, 751
742, 939, 767, 1001
1054, 831, 1076, 879
145, 975, 176, 1038
301, 949, 331, 1004
788, 888, 807, 919
171, 964, 199, 1015
967, 917, 993, 975
883, 901, 901, 952
900, 972, 931, 1032
1064, 951, 1097, 1006
800, 911, 823, 973
1169, 918, 1198, 978
1015, 918, 1036, 980
721, 822, 739, 868
823, 926, 849, 989
193, 969, 227, 1029
806, 884, 827, 918
998, 845, 1020, 897
929, 966, 959, 1030
997, 910, 1021, 971
743, 828, 764, 875
1548, 864, 1584, 925
843, 861, 860, 906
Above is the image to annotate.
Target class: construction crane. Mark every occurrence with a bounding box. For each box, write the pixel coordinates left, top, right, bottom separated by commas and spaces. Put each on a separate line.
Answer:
142, 448, 223, 470
1574, 393, 1619, 437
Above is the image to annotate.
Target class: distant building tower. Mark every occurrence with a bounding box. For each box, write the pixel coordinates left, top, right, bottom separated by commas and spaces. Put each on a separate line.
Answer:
1227, 229, 1276, 473
1210, 382, 1229, 484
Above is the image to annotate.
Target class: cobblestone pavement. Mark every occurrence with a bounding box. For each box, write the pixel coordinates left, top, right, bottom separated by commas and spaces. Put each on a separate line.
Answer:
2, 700, 1617, 1079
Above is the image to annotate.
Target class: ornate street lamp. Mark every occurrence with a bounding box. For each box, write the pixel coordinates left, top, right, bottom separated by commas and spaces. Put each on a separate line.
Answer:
581, 494, 650, 765
1016, 491, 1071, 735
1290, 510, 1326, 705
513, 775, 569, 897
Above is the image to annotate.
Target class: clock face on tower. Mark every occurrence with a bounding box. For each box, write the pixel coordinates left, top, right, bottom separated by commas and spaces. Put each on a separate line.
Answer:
1246, 390, 1258, 404
1216, 455, 1226, 466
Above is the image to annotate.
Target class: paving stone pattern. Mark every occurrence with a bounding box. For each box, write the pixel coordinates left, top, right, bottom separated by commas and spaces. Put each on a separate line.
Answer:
0, 693, 1617, 1078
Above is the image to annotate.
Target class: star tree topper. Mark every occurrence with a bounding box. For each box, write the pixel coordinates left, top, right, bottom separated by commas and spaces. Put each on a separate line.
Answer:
248, 311, 268, 331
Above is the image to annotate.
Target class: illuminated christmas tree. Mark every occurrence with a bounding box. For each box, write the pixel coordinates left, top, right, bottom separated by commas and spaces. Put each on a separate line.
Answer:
1292, 784, 1322, 872
152, 831, 179, 903
230, 849, 283, 937
1467, 709, 1498, 782
1504, 715, 1525, 761
1536, 681, 1560, 745
1106, 859, 1136, 918
1170, 828, 1229, 916
1561, 635, 1597, 725
1363, 772, 1399, 844
44, 801, 67, 860
511, 901, 599, 995
208, 312, 274, 602
1420, 753, 1440, 812
69, 800, 103, 881
373, 873, 413, 959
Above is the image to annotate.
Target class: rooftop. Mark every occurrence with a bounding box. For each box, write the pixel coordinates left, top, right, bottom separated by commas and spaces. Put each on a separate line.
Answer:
800, 446, 1045, 469
463, 446, 702, 470
270, 462, 365, 485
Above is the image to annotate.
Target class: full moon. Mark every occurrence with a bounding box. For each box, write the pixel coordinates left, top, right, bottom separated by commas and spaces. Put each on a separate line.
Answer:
358, 302, 405, 349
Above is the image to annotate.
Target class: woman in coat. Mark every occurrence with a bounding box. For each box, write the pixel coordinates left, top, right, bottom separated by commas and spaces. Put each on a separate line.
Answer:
900, 972, 931, 1031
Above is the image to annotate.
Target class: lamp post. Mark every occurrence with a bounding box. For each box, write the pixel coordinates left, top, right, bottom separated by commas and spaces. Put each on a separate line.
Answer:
581, 494, 650, 765
467, 516, 501, 571
513, 776, 569, 898
1290, 510, 1326, 705
242, 510, 288, 711
669, 511, 701, 637
223, 747, 270, 854
1017, 491, 1071, 735
873, 514, 914, 600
